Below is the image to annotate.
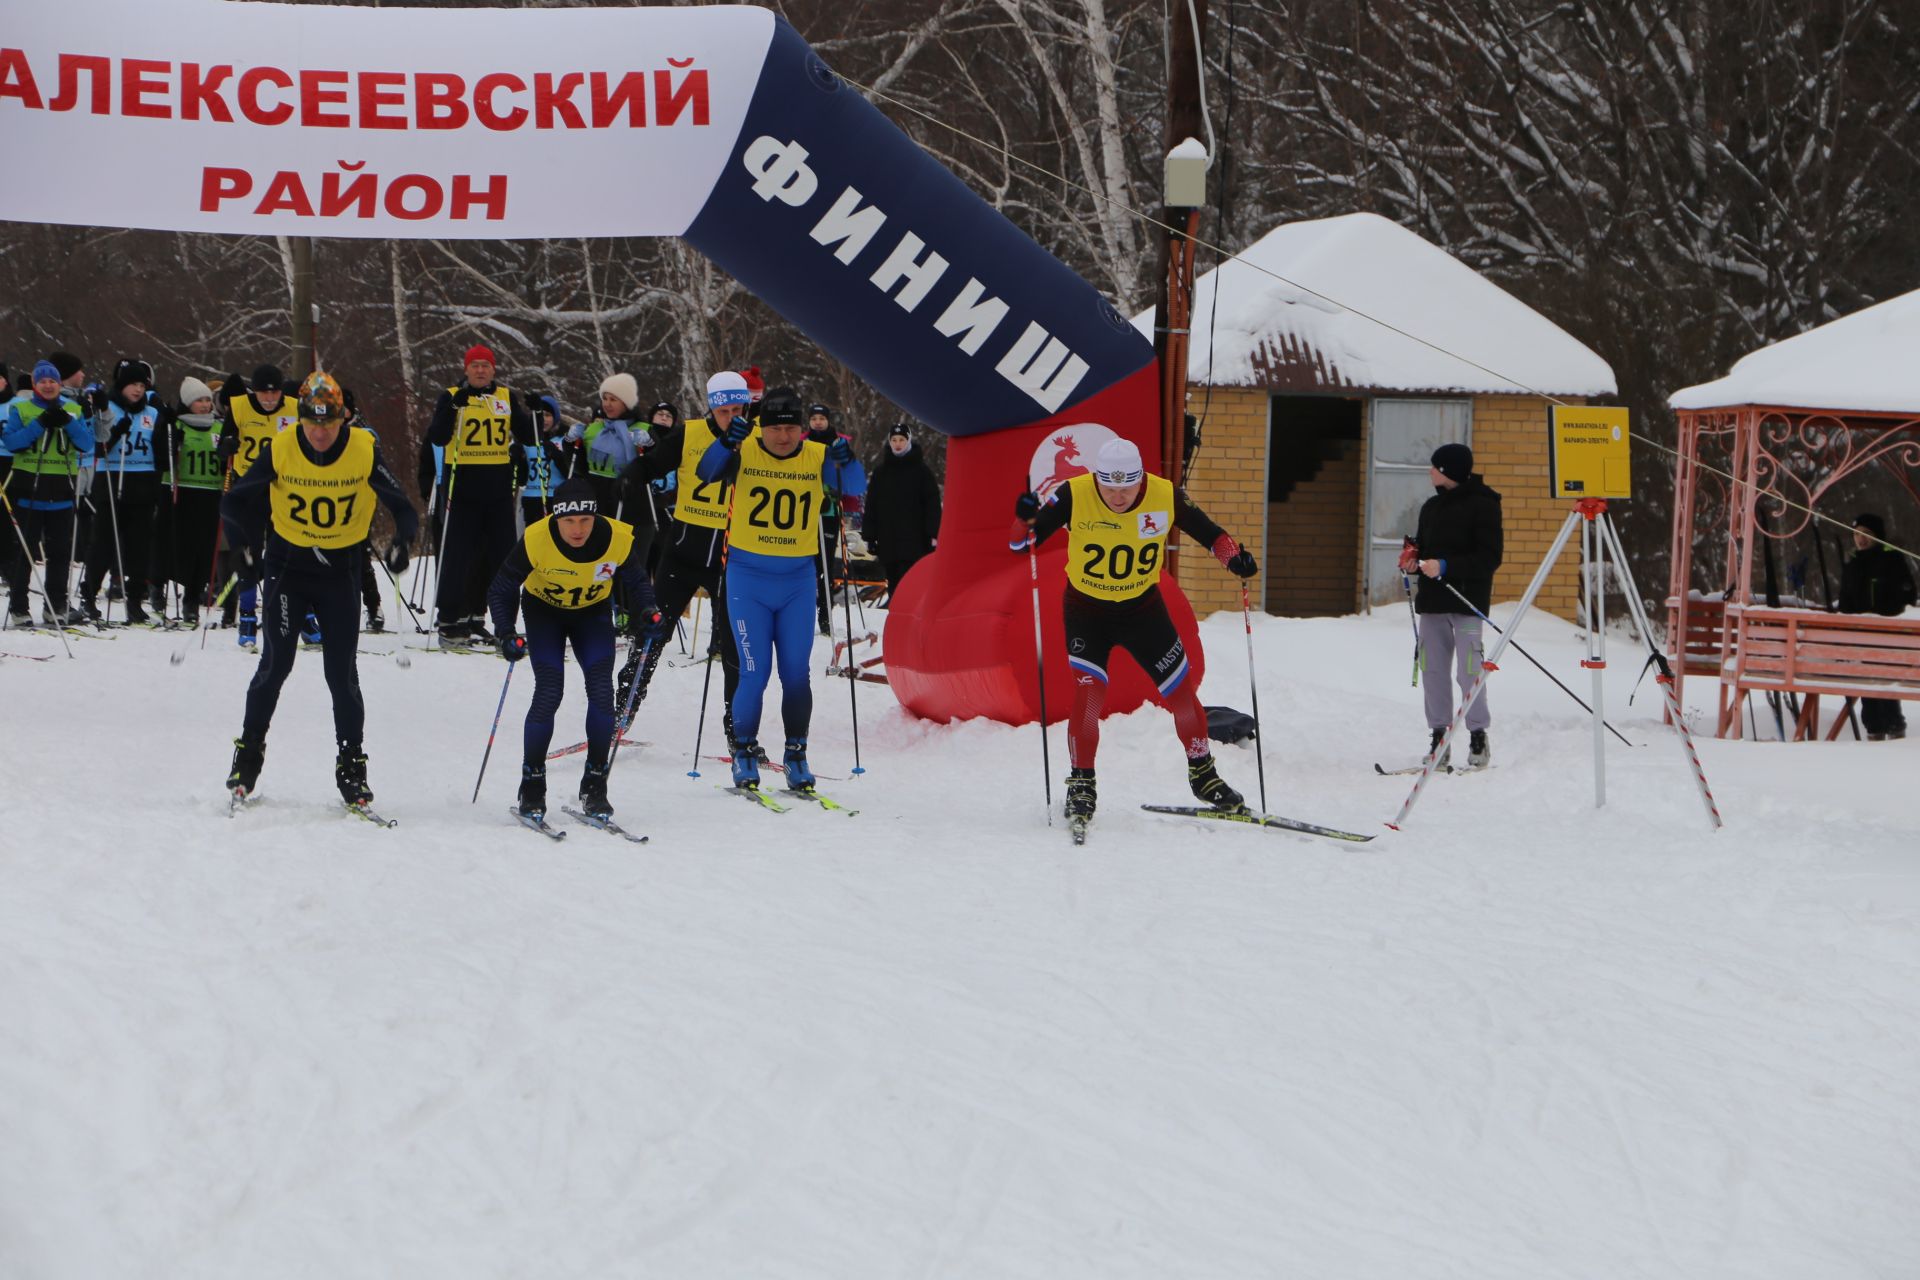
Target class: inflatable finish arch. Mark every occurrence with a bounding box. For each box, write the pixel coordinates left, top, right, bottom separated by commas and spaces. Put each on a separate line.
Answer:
1, 2, 1203, 724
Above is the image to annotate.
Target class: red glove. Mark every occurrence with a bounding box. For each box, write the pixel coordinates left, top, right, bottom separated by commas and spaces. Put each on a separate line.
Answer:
1213, 533, 1258, 578
1397, 536, 1418, 575
1211, 533, 1240, 566
1008, 517, 1035, 552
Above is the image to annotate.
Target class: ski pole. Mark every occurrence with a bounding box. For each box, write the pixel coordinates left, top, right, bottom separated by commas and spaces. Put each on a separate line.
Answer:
1240, 581, 1269, 814
1, 489, 75, 659
1437, 577, 1634, 747
838, 513, 864, 776
373, 552, 427, 634
171, 572, 238, 666
1402, 573, 1421, 686
103, 451, 127, 624
686, 642, 717, 779
471, 659, 515, 803
1027, 540, 1053, 823
608, 634, 655, 775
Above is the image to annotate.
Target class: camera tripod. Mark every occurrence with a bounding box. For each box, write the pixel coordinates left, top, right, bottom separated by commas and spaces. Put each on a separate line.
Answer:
1390, 499, 1721, 831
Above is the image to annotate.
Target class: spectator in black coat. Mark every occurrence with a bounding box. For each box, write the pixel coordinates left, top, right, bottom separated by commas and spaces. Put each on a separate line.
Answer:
863, 424, 942, 602
1838, 511, 1917, 740
1407, 442, 1503, 767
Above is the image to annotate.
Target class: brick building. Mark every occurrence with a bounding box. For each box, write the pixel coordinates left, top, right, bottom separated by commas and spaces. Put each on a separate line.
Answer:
1134, 213, 1616, 620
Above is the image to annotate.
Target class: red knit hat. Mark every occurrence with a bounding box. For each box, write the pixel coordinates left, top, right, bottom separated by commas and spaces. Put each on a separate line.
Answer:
464, 344, 496, 367
741, 365, 764, 402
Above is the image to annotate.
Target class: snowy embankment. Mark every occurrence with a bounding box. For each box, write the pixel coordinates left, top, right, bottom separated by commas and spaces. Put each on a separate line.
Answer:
1, 576, 1914, 1279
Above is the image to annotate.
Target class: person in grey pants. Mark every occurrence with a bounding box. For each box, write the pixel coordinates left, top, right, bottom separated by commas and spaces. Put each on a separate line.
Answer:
1408, 442, 1503, 767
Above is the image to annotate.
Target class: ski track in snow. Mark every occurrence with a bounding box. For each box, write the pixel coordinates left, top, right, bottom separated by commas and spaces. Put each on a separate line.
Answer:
1, 577, 1916, 1278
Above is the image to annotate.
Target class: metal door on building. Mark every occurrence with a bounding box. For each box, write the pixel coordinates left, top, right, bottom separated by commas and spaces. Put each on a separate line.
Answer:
1365, 398, 1471, 608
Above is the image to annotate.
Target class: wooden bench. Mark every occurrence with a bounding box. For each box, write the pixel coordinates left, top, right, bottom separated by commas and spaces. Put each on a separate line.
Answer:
1723, 606, 1920, 740
1665, 596, 1730, 679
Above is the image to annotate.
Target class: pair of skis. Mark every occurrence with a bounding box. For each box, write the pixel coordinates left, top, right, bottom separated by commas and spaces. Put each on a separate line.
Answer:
227, 789, 400, 828
509, 805, 648, 843
720, 784, 859, 816
1372, 761, 1492, 777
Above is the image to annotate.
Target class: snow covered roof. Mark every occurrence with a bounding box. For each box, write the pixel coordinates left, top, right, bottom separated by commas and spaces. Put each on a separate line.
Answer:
1130, 212, 1616, 397
1669, 289, 1920, 415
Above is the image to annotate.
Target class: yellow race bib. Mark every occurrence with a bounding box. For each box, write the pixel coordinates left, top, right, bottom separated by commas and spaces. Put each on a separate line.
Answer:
728, 437, 826, 557
230, 396, 299, 477
448, 385, 514, 465
674, 416, 758, 530
524, 516, 635, 610
268, 428, 378, 549
1065, 472, 1174, 601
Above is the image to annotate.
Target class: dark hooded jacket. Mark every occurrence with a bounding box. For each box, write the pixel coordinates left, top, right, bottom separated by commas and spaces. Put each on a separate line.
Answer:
863, 438, 942, 563
1413, 474, 1503, 615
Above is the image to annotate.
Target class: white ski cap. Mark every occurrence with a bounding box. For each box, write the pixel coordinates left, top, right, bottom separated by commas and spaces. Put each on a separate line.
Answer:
178, 375, 214, 405
598, 372, 639, 412
1092, 438, 1144, 485
706, 370, 751, 409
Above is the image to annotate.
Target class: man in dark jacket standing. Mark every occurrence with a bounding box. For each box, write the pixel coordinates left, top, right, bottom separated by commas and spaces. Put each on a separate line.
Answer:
863, 424, 942, 602
1838, 512, 1917, 740
1408, 442, 1503, 767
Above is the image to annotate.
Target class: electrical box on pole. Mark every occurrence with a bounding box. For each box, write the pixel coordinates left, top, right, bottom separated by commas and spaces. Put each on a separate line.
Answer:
1165, 137, 1209, 208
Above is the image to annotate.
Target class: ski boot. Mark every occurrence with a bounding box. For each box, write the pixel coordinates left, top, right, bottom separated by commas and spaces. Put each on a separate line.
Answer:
125, 594, 151, 626
7, 608, 31, 629
365, 606, 385, 634
334, 741, 373, 806
1187, 753, 1245, 811
237, 611, 259, 648
517, 762, 548, 820
1467, 730, 1490, 769
1427, 727, 1450, 770
782, 739, 815, 790
731, 740, 762, 790
465, 616, 494, 645
226, 734, 266, 796
579, 759, 613, 819
77, 595, 103, 624
182, 603, 200, 630
300, 613, 324, 645
1065, 767, 1097, 820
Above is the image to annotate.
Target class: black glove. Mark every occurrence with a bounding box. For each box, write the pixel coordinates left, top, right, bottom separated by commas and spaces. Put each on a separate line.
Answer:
1014, 491, 1041, 522
382, 541, 410, 577
87, 388, 112, 416
1227, 549, 1258, 579
498, 631, 527, 663
723, 415, 752, 448
39, 405, 71, 431
216, 430, 238, 463
634, 609, 666, 646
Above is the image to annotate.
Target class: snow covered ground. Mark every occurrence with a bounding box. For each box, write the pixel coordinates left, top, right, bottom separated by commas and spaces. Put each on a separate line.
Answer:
3, 575, 1915, 1279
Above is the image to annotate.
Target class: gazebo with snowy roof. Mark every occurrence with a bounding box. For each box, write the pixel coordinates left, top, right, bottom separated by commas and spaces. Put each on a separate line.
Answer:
1134, 212, 1616, 619
1667, 289, 1920, 739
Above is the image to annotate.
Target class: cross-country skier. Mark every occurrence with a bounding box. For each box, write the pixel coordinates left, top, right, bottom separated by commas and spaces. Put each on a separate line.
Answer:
217, 365, 299, 646
1011, 437, 1258, 825
698, 387, 865, 791
79, 359, 164, 624
487, 476, 660, 822
2, 361, 94, 627
425, 344, 535, 642
152, 376, 224, 629
616, 371, 756, 749
1405, 441, 1503, 769
220, 372, 419, 809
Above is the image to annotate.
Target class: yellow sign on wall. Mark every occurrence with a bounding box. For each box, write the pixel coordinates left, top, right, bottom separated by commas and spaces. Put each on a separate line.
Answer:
1549, 406, 1631, 499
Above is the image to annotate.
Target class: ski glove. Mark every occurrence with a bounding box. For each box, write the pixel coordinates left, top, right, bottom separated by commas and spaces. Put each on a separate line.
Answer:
1014, 491, 1041, 522
1397, 536, 1419, 575
498, 631, 528, 663
39, 406, 71, 431
634, 610, 666, 645
382, 541, 410, 578
1212, 533, 1258, 579
826, 435, 854, 464
722, 415, 752, 448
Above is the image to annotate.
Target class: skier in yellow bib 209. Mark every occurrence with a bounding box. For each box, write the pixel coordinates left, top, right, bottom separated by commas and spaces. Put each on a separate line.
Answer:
220, 373, 419, 810
1012, 437, 1260, 828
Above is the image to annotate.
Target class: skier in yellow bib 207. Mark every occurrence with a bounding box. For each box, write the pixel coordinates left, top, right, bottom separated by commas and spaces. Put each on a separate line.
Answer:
220, 372, 419, 809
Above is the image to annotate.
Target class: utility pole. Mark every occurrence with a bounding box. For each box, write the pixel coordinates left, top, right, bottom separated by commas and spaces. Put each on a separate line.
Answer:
1151, 0, 1208, 567
290, 235, 317, 378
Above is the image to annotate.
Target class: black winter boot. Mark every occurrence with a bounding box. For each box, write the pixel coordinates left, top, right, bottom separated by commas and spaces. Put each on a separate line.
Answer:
334, 741, 372, 806
517, 762, 547, 818
580, 760, 612, 818
1187, 753, 1245, 810
1467, 730, 1490, 768
1065, 767, 1097, 819
1428, 728, 1451, 770
226, 734, 265, 795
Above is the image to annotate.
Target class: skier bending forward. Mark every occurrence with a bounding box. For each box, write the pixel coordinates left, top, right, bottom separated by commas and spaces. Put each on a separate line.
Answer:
1012, 437, 1260, 825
